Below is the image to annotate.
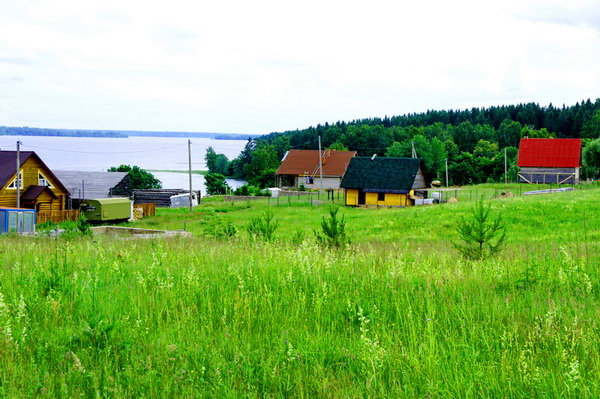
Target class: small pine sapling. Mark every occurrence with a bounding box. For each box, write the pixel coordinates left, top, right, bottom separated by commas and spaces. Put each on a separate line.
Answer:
314, 207, 349, 248
454, 197, 506, 260
246, 210, 279, 242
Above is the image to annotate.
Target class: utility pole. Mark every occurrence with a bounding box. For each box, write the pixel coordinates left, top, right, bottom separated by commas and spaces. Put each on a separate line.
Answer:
504, 147, 508, 184
188, 139, 193, 211
445, 158, 449, 187
318, 135, 323, 193
16, 141, 21, 208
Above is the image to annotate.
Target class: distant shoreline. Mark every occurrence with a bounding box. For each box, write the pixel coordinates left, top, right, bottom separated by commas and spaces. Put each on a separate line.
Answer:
0, 126, 260, 140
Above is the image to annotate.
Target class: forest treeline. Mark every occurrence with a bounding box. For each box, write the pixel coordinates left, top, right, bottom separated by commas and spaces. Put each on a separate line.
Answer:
209, 99, 600, 186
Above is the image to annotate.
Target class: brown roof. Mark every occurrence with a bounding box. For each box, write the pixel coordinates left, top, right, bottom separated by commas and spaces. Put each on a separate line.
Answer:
21, 185, 58, 201
276, 150, 356, 177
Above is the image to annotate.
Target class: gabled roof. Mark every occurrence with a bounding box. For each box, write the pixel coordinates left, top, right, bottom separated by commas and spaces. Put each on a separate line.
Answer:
517, 138, 581, 168
21, 185, 58, 201
53, 170, 128, 199
0, 151, 70, 194
341, 157, 423, 192
276, 150, 357, 177
0, 151, 35, 188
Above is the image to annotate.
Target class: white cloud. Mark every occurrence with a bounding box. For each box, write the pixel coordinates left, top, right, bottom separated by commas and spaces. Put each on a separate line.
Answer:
0, 0, 599, 133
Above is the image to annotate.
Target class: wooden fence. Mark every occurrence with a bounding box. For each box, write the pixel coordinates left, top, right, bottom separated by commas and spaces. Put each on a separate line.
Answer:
37, 210, 80, 225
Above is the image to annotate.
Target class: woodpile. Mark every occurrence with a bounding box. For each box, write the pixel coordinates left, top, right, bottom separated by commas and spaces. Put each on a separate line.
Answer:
133, 190, 198, 207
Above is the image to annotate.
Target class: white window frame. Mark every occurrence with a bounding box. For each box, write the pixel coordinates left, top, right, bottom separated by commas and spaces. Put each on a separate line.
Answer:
7, 171, 23, 190
38, 171, 53, 188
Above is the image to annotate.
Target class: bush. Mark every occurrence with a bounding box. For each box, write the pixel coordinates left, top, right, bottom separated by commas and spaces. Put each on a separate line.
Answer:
233, 185, 271, 197
222, 223, 238, 238
77, 214, 92, 236
298, 184, 307, 192
252, 168, 277, 189
314, 207, 349, 248
246, 211, 278, 242
203, 221, 238, 240
205, 173, 231, 195
60, 215, 92, 239
454, 197, 506, 260
109, 165, 162, 196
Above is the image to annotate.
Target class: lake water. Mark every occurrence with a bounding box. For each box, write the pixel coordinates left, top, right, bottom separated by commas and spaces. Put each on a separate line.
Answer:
0, 135, 248, 192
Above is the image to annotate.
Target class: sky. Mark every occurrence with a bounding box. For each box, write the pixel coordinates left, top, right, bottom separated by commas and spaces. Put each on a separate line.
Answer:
1, 0, 599, 135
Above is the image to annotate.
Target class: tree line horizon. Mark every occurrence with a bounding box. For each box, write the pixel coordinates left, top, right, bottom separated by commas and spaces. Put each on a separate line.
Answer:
207, 99, 600, 188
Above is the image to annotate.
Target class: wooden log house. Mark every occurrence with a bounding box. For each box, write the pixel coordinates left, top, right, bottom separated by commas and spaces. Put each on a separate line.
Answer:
0, 151, 70, 212
340, 157, 428, 206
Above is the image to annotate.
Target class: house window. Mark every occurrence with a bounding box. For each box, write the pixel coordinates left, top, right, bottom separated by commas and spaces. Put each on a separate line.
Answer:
305, 176, 314, 184
377, 192, 385, 202
38, 171, 53, 188
7, 171, 23, 189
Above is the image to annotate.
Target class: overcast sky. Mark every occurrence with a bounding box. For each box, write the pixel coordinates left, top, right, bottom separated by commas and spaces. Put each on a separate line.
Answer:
1, 0, 599, 135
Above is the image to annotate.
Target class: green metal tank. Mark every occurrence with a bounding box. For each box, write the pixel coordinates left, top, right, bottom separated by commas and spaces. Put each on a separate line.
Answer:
81, 198, 132, 222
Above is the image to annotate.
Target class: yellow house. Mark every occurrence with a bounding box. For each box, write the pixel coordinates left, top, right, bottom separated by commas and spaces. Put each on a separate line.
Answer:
0, 151, 70, 212
340, 157, 427, 207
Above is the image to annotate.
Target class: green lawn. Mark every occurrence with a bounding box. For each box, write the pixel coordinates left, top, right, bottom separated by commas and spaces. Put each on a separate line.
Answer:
0, 184, 599, 398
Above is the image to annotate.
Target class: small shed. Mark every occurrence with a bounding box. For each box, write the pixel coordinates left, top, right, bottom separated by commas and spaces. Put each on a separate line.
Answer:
0, 207, 36, 234
81, 198, 132, 222
340, 157, 428, 207
517, 138, 582, 184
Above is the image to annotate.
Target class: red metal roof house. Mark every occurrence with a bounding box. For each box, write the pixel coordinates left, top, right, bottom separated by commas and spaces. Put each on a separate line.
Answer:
517, 138, 582, 184
276, 150, 356, 189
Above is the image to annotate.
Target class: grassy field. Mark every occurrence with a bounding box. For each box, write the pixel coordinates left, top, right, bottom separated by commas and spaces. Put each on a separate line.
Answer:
0, 185, 599, 398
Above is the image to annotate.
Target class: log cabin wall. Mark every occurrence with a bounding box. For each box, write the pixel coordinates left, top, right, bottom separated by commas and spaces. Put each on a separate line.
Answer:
0, 155, 69, 210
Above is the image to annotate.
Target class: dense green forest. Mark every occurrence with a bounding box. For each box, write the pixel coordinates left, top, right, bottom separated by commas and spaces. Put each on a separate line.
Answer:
211, 99, 600, 186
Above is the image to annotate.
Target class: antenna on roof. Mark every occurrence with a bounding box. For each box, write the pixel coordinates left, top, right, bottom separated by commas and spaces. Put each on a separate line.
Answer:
371, 154, 377, 160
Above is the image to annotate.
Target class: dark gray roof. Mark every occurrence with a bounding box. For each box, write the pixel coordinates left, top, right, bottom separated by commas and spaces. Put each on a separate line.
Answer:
0, 151, 69, 194
0, 151, 35, 187
21, 185, 57, 200
53, 170, 128, 199
340, 157, 423, 191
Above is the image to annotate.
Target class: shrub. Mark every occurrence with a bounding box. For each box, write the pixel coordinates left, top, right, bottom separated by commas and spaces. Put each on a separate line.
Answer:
234, 185, 250, 196
222, 223, 238, 239
234, 185, 271, 197
298, 184, 307, 192
314, 207, 349, 248
454, 197, 506, 260
109, 165, 161, 196
205, 173, 231, 195
60, 215, 92, 239
246, 211, 278, 242
77, 214, 92, 236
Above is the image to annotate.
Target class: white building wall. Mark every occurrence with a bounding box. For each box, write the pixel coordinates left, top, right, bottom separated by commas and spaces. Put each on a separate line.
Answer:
302, 177, 342, 190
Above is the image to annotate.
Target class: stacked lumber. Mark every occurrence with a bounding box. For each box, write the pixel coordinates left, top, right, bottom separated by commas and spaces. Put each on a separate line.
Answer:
133, 189, 199, 207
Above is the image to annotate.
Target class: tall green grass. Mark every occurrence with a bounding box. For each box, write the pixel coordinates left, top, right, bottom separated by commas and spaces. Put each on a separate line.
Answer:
0, 187, 599, 398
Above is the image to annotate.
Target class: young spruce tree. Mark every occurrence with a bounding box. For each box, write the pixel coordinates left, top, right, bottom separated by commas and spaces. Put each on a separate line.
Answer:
454, 197, 506, 260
